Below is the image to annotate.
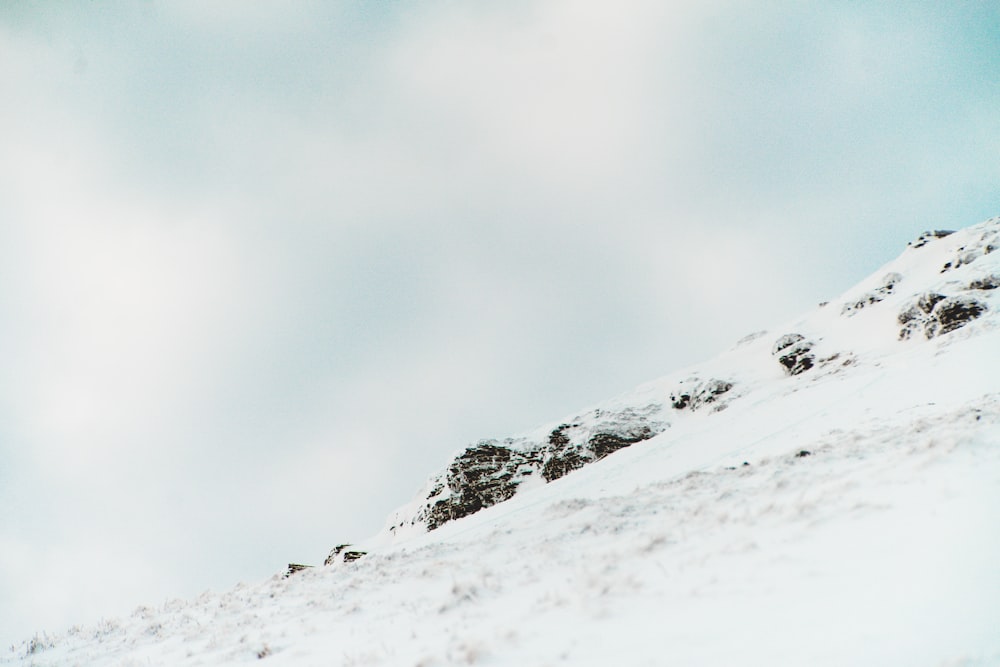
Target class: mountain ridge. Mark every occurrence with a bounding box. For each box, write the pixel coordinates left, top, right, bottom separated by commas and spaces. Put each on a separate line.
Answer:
324, 216, 998, 558
7, 215, 1000, 666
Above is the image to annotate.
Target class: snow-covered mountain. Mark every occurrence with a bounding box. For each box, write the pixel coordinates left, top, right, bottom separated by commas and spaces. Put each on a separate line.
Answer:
7, 217, 1000, 666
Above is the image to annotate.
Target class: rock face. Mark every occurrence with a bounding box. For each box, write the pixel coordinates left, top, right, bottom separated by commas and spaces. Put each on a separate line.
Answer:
539, 406, 666, 482
392, 405, 668, 534
772, 334, 815, 376
418, 442, 540, 531
899, 293, 988, 339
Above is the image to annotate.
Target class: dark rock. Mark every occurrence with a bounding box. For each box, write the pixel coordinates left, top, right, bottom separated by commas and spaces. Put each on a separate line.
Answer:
795, 450, 811, 457
917, 292, 947, 314
324, 543, 368, 566
324, 544, 350, 566
548, 424, 575, 448
538, 406, 666, 482
328, 544, 368, 567
899, 293, 987, 339
590, 429, 652, 458
931, 296, 987, 336
420, 442, 540, 531
669, 378, 734, 411
841, 273, 903, 316
968, 275, 1000, 290
540, 445, 590, 482
772, 334, 815, 376
540, 413, 665, 482
392, 406, 665, 535
909, 230, 954, 249
284, 563, 313, 578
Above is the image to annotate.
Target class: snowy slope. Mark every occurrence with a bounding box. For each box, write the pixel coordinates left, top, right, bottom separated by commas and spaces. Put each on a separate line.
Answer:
6, 217, 1000, 666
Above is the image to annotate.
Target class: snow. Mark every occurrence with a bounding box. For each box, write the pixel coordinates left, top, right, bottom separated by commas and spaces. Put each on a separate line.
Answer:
6, 217, 1000, 666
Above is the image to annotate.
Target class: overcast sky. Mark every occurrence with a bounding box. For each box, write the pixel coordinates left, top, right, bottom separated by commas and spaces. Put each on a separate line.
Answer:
1, 0, 998, 646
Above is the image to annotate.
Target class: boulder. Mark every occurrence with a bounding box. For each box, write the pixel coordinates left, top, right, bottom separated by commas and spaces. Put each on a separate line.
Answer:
772, 334, 815, 376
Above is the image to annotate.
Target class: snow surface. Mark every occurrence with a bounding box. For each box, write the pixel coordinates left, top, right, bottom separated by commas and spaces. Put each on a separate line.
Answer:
6, 218, 1000, 666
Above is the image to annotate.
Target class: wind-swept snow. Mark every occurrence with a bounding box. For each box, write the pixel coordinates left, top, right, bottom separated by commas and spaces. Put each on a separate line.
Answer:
6, 217, 1000, 666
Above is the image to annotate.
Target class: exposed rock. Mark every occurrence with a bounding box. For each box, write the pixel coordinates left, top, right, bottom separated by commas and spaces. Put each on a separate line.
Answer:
547, 423, 575, 448
540, 406, 667, 482
772, 334, 815, 376
669, 378, 734, 412
841, 272, 903, 316
908, 230, 954, 249
419, 442, 541, 531
795, 450, 812, 457
968, 275, 1000, 291
929, 296, 988, 337
540, 444, 590, 482
899, 293, 987, 339
384, 404, 670, 536
324, 544, 369, 566
284, 563, 313, 578
590, 431, 651, 458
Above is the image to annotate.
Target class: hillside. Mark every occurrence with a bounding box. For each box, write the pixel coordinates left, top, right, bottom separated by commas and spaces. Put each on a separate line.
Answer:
7, 217, 1000, 666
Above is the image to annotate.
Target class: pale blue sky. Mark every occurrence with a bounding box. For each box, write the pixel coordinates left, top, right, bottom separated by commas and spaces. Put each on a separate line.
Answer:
1, 0, 998, 645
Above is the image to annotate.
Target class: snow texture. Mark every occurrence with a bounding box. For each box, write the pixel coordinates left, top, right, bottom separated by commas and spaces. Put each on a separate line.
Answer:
6, 216, 1000, 666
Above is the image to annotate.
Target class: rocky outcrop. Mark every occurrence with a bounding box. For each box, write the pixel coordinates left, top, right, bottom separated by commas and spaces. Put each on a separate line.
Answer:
669, 378, 734, 412
899, 293, 987, 339
417, 442, 541, 531
539, 405, 667, 482
908, 230, 954, 249
391, 405, 668, 533
324, 544, 368, 566
841, 272, 903, 316
772, 334, 815, 376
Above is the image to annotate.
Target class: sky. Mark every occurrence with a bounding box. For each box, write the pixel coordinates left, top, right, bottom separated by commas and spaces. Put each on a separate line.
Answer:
0, 0, 998, 647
